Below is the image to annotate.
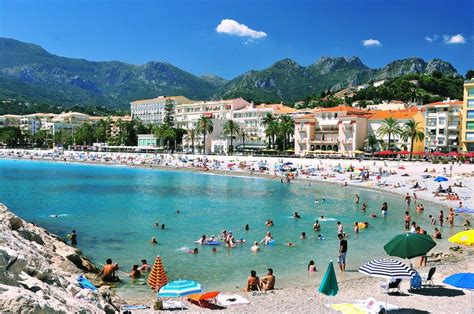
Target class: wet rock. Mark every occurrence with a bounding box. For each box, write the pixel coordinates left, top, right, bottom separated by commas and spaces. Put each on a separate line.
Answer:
8, 217, 23, 230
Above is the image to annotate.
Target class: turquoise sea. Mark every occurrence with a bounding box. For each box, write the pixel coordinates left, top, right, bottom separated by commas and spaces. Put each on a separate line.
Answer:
0, 159, 460, 296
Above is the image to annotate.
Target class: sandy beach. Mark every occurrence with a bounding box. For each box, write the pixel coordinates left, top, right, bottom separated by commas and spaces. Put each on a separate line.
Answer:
1, 149, 473, 313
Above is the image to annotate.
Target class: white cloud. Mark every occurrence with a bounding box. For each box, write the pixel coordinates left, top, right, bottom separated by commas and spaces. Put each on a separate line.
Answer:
425, 35, 438, 42
216, 19, 267, 39
361, 39, 381, 47
443, 34, 466, 44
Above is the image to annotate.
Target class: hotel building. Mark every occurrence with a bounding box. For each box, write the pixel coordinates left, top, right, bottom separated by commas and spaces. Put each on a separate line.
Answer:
130, 95, 192, 125
461, 80, 474, 152
424, 100, 462, 153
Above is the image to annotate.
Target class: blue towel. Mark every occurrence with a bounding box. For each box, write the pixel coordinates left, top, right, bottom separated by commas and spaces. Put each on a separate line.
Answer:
410, 272, 422, 290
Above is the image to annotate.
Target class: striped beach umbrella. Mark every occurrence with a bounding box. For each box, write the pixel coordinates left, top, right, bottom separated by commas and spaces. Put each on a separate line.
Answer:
158, 280, 202, 297
358, 258, 416, 279
147, 255, 168, 291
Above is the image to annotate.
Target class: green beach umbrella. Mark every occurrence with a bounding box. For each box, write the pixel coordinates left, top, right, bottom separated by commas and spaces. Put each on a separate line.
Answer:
384, 233, 436, 259
318, 260, 339, 299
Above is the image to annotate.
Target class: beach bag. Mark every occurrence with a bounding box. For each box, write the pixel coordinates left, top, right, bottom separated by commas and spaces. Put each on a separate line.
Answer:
410, 272, 422, 290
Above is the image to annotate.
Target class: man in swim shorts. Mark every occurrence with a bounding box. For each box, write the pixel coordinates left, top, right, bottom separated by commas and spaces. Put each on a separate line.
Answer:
338, 234, 347, 272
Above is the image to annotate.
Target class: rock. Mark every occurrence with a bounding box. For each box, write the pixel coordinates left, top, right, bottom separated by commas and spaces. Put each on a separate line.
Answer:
17, 229, 45, 245
8, 217, 23, 230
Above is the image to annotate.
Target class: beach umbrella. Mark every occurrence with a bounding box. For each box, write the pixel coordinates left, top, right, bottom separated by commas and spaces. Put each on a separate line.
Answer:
398, 150, 410, 155
359, 259, 415, 309
434, 176, 448, 182
430, 151, 446, 157
384, 233, 437, 259
318, 260, 339, 306
448, 230, 474, 246
158, 279, 203, 297
375, 150, 394, 156
443, 273, 474, 310
443, 273, 474, 289
147, 255, 168, 291
447, 151, 461, 157
359, 258, 416, 279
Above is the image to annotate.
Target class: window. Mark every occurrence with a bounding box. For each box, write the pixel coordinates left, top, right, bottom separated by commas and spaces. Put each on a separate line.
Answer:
439, 129, 445, 134
469, 88, 474, 97
466, 133, 474, 141
469, 100, 474, 108
467, 121, 474, 130
468, 111, 474, 119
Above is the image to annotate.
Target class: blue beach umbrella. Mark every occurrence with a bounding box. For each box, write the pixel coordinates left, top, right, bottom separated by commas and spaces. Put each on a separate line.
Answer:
434, 176, 448, 182
158, 279, 202, 298
318, 260, 339, 305
443, 273, 474, 290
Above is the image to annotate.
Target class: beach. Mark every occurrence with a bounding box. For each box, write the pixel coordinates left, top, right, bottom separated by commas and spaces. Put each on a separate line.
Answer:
1, 149, 473, 313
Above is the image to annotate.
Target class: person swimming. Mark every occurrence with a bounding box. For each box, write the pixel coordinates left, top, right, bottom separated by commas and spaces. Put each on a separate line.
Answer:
313, 220, 321, 231
251, 241, 260, 252
308, 260, 316, 272
293, 212, 301, 219
211, 247, 217, 253
150, 237, 158, 244
370, 212, 377, 218
301, 232, 307, 239
318, 234, 324, 240
286, 242, 296, 247
191, 248, 199, 254
361, 203, 367, 212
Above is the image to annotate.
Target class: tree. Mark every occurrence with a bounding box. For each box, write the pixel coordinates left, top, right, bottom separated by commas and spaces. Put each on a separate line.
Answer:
163, 99, 175, 127
154, 123, 176, 151
260, 113, 276, 148
32, 130, 49, 148
240, 130, 248, 152
466, 70, 474, 80
278, 115, 295, 152
95, 117, 112, 143
223, 120, 240, 154
186, 127, 199, 154
364, 134, 382, 155
377, 117, 402, 150
401, 119, 425, 158
196, 116, 213, 154
74, 122, 95, 146
0, 127, 23, 147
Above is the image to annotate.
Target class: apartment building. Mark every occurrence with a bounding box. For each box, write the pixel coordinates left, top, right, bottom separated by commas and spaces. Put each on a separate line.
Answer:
461, 80, 474, 152
130, 96, 192, 124
424, 100, 462, 153
294, 105, 369, 155
368, 108, 425, 152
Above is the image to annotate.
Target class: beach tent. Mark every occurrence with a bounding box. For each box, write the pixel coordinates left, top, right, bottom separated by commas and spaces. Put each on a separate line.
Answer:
147, 255, 168, 291
384, 233, 436, 259
318, 260, 339, 306
448, 230, 474, 246
434, 176, 448, 182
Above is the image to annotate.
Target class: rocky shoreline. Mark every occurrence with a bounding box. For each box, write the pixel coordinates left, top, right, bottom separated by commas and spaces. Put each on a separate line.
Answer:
0, 204, 125, 313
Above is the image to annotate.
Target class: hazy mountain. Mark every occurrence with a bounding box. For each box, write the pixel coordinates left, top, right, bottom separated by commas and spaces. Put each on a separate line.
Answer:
0, 37, 459, 107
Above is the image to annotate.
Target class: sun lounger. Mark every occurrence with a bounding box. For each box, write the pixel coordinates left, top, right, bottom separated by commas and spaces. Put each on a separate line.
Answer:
380, 278, 402, 294
421, 267, 436, 286
188, 291, 223, 309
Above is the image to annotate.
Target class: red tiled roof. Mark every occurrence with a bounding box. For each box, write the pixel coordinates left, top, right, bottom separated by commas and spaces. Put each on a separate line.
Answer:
424, 101, 463, 107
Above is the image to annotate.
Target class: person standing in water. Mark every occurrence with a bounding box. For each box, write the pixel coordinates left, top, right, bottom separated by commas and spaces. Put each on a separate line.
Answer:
355, 194, 360, 204
70, 230, 77, 245
338, 234, 348, 272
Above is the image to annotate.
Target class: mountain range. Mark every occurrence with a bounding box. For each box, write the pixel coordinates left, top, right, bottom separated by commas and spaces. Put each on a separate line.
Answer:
0, 37, 459, 108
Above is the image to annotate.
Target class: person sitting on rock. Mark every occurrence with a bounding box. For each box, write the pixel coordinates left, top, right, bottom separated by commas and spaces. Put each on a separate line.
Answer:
99, 258, 119, 282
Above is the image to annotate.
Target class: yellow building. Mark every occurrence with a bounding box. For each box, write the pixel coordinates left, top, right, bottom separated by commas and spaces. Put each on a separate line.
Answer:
461, 80, 474, 152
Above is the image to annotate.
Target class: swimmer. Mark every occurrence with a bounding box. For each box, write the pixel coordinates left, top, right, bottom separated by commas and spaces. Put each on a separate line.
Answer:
150, 237, 158, 244
370, 212, 377, 218
154, 221, 160, 227
251, 241, 260, 252
191, 248, 199, 254
354, 222, 359, 234
361, 203, 367, 212
265, 219, 274, 227
301, 232, 307, 239
318, 234, 324, 240
245, 224, 250, 231
176, 210, 180, 214
286, 242, 296, 247
313, 220, 321, 231
355, 194, 360, 204
211, 247, 217, 253
161, 224, 165, 229
293, 212, 301, 219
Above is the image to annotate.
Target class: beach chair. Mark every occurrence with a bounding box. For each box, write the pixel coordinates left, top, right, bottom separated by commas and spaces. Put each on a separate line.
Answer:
188, 291, 224, 309
421, 267, 436, 286
380, 278, 401, 294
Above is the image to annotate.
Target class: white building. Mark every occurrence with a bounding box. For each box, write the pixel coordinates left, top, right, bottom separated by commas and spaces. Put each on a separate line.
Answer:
130, 95, 192, 125
366, 100, 407, 111
424, 100, 462, 153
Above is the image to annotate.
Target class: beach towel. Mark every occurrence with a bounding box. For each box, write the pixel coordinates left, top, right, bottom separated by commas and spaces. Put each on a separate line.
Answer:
216, 294, 249, 306
331, 303, 366, 314
76, 275, 98, 292
162, 300, 185, 310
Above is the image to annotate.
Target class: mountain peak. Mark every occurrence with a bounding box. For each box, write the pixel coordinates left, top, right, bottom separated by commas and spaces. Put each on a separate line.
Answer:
272, 58, 300, 68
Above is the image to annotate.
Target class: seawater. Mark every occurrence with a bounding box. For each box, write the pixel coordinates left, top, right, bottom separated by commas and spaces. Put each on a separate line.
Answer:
0, 159, 460, 297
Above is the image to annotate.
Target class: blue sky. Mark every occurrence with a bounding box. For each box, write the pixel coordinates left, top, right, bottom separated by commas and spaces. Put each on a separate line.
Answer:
0, 0, 472, 79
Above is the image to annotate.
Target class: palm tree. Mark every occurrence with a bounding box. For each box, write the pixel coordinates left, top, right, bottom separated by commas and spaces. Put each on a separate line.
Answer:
364, 134, 382, 155
278, 115, 295, 152
240, 130, 248, 152
154, 124, 176, 151
196, 116, 213, 154
223, 120, 241, 154
377, 117, 402, 150
260, 113, 276, 148
401, 119, 425, 158
186, 127, 199, 154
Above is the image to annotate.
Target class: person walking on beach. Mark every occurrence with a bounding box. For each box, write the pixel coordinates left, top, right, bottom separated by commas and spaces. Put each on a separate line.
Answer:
338, 234, 347, 272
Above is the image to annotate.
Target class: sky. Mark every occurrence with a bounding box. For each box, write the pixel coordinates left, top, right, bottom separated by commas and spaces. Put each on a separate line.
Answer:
0, 0, 473, 79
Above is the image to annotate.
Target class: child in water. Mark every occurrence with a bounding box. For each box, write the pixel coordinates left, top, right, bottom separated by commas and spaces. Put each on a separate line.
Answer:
308, 260, 316, 272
